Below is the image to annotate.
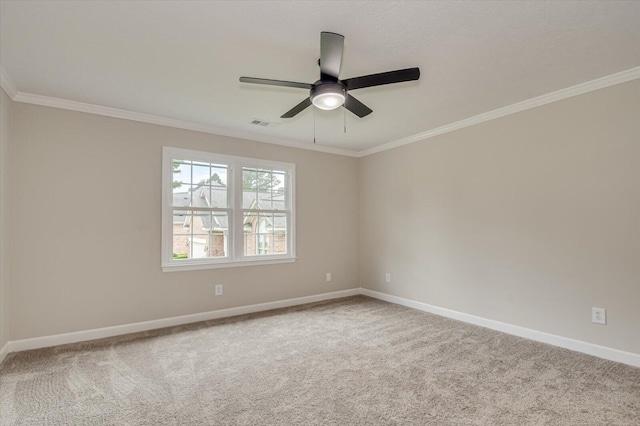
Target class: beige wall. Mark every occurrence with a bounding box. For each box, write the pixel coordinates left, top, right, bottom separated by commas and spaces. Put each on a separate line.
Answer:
0, 88, 10, 350
4, 79, 639, 356
7, 103, 359, 340
359, 79, 640, 354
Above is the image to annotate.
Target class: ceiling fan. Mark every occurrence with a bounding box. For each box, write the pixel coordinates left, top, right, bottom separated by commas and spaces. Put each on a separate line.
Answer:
240, 32, 420, 119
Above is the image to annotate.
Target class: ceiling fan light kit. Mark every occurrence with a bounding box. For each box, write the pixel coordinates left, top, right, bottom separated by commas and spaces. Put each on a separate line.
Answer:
240, 31, 420, 119
310, 82, 346, 110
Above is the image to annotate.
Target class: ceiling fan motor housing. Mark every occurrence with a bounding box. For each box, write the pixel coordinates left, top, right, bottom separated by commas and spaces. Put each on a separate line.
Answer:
310, 81, 347, 110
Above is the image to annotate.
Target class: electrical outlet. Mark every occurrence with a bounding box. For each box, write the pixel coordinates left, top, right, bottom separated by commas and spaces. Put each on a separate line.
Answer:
385, 273, 391, 283
326, 273, 332, 282
215, 284, 223, 296
592, 307, 606, 325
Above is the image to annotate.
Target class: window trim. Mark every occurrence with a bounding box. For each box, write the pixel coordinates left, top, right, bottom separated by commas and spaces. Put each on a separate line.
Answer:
162, 146, 296, 272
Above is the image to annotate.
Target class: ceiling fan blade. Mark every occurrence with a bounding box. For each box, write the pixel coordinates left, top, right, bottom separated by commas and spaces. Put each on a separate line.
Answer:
342, 67, 420, 91
320, 32, 344, 79
344, 94, 372, 118
240, 77, 312, 90
281, 97, 312, 118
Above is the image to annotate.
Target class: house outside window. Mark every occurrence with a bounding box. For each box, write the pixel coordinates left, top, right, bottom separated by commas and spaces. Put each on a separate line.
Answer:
162, 147, 295, 271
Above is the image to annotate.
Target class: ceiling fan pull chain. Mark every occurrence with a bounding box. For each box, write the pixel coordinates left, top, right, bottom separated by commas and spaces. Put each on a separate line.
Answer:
344, 105, 347, 134
313, 107, 316, 144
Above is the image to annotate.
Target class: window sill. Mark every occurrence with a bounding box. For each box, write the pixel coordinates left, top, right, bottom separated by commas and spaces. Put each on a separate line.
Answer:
162, 257, 296, 272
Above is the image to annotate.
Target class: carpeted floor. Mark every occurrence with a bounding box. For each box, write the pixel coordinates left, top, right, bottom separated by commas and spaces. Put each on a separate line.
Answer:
1, 296, 639, 425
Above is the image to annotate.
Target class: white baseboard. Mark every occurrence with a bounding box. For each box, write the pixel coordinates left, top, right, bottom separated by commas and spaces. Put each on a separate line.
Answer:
360, 288, 640, 369
3, 287, 638, 370
0, 342, 8, 364
5, 289, 360, 355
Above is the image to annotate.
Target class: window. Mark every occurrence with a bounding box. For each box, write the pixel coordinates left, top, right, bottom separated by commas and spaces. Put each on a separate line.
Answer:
162, 147, 295, 271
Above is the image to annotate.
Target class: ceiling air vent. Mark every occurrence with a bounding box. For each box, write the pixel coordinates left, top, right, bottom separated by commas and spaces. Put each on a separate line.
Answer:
250, 119, 279, 128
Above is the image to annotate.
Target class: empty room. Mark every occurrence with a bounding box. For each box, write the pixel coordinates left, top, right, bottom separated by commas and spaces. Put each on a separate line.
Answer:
0, 1, 639, 424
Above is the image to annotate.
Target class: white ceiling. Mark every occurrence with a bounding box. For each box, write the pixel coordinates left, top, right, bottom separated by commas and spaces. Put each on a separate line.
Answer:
1, 1, 640, 153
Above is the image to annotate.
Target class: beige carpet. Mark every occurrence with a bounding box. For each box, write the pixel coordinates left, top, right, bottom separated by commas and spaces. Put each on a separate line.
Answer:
1, 296, 639, 425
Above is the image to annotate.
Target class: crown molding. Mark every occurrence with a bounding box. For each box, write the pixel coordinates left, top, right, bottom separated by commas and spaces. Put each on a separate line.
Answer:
357, 66, 640, 157
0, 66, 18, 99
3, 66, 638, 158
10, 91, 360, 157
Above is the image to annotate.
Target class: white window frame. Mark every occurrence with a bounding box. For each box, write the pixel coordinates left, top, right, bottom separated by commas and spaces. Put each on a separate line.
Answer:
162, 146, 296, 272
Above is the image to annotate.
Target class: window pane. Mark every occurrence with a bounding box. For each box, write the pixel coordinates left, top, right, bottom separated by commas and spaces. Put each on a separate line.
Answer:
172, 160, 192, 185
209, 212, 229, 257
272, 193, 285, 211
272, 171, 286, 192
172, 235, 191, 260
243, 190, 257, 209
191, 211, 210, 234
172, 209, 190, 232
172, 184, 191, 208
192, 164, 210, 186
272, 213, 287, 254
210, 166, 228, 185
210, 186, 227, 209
242, 167, 257, 209
257, 191, 273, 210
209, 165, 228, 208
243, 212, 287, 256
190, 235, 209, 259
243, 213, 258, 255
242, 168, 257, 190
189, 185, 207, 208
